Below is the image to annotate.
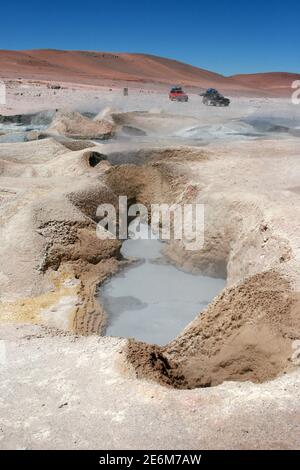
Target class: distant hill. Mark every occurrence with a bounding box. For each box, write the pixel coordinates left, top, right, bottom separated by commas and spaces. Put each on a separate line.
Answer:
0, 49, 299, 96
230, 72, 300, 95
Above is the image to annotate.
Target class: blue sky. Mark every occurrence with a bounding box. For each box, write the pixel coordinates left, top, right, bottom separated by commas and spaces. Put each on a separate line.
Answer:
0, 0, 299, 75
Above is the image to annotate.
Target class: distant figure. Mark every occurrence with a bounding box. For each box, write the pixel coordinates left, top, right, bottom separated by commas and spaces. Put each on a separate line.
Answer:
123, 87, 128, 96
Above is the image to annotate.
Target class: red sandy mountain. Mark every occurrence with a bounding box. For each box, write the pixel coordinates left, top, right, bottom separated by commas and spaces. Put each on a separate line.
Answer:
0, 49, 299, 95
229, 72, 300, 95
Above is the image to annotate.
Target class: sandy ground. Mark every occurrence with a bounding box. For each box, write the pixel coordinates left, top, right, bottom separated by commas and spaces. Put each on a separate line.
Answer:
0, 78, 290, 117
0, 82, 300, 449
1, 324, 300, 450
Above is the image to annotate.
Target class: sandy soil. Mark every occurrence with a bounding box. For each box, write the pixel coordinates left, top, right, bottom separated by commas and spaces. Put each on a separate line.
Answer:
0, 81, 300, 449
1, 76, 298, 118
1, 323, 299, 450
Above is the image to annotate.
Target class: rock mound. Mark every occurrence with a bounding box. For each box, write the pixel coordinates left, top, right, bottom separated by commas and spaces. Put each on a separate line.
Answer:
47, 110, 115, 140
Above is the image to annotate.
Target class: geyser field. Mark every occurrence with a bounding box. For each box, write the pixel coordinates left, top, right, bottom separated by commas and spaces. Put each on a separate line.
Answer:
0, 80, 300, 449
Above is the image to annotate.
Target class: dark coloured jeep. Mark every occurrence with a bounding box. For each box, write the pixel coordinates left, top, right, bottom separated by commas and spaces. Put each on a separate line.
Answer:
200, 88, 230, 107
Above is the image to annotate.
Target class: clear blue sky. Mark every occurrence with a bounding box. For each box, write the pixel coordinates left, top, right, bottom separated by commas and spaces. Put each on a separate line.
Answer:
0, 0, 299, 75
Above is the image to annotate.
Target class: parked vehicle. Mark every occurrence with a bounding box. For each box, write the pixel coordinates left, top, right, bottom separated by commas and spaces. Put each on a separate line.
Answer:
169, 86, 188, 102
200, 88, 230, 107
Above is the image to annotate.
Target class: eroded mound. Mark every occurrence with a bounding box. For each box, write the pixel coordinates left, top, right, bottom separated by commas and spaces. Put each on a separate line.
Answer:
126, 271, 298, 388
47, 110, 115, 140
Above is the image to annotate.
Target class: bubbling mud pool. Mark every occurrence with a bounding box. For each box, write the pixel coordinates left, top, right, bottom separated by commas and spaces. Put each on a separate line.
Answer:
98, 222, 225, 345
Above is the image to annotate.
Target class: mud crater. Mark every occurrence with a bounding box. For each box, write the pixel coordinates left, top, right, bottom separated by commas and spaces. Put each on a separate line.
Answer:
98, 221, 225, 346
93, 160, 297, 390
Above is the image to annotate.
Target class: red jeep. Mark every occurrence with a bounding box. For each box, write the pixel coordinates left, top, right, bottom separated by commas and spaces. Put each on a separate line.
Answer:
169, 86, 188, 102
